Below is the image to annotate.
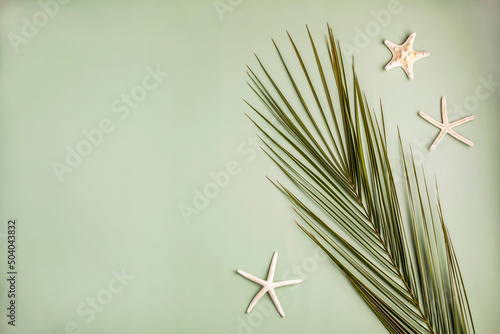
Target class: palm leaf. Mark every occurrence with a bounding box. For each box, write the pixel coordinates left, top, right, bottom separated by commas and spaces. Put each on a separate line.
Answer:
244, 25, 474, 334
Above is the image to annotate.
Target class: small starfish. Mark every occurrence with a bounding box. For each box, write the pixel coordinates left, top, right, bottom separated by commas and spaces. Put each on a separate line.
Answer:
384, 32, 430, 79
419, 97, 475, 151
237, 251, 303, 317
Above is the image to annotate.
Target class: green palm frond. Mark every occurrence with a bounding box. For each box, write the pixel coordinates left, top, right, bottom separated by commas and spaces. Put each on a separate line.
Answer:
244, 25, 474, 334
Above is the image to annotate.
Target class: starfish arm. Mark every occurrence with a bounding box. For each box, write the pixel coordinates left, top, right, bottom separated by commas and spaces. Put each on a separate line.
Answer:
447, 129, 474, 146
274, 278, 304, 288
267, 251, 278, 281
384, 60, 401, 70
237, 270, 266, 286
402, 62, 414, 79
384, 39, 398, 50
419, 111, 443, 128
246, 286, 268, 314
441, 97, 448, 124
414, 51, 430, 60
430, 129, 447, 151
268, 288, 285, 317
449, 115, 475, 128
404, 32, 417, 48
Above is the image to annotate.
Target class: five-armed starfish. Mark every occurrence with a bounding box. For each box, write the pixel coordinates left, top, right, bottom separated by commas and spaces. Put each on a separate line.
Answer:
237, 251, 303, 317
384, 32, 430, 79
419, 97, 475, 150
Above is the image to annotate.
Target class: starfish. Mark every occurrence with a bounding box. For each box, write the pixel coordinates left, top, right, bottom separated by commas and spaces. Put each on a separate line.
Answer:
237, 251, 303, 317
384, 32, 430, 79
419, 97, 475, 151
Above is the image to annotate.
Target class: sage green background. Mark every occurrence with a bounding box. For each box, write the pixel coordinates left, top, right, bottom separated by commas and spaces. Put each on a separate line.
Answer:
0, 0, 499, 333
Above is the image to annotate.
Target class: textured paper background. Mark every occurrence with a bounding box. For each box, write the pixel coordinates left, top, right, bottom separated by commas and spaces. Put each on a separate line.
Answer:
0, 0, 499, 333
